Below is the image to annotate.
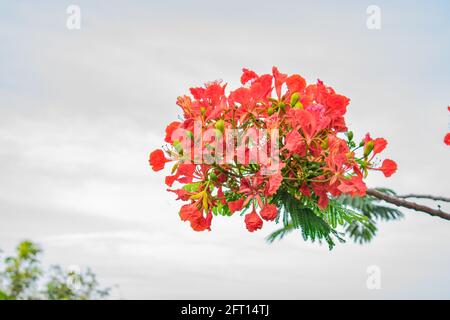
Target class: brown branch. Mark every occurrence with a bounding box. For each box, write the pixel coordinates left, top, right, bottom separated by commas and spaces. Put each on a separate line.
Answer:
396, 194, 450, 203
366, 188, 450, 221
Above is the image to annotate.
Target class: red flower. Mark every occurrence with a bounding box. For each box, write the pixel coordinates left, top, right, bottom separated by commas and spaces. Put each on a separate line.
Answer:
189, 87, 205, 100
165, 175, 178, 187
317, 194, 329, 209
444, 106, 450, 145
296, 109, 328, 144
444, 133, 450, 146
165, 121, 181, 143
167, 188, 191, 201
378, 159, 397, 177
286, 74, 306, 95
190, 212, 212, 232
284, 129, 306, 155
373, 138, 388, 155
240, 68, 258, 85
180, 203, 199, 221
149, 149, 170, 172
180, 203, 212, 232
260, 204, 278, 221
265, 171, 284, 196
363, 135, 387, 155
228, 199, 244, 213
299, 184, 311, 197
244, 210, 263, 232
311, 181, 330, 209
325, 93, 349, 118
165, 164, 198, 187
337, 175, 367, 197
272, 66, 287, 99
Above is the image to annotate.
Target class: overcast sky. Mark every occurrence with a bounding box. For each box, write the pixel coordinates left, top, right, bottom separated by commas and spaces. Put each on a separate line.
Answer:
0, 0, 449, 299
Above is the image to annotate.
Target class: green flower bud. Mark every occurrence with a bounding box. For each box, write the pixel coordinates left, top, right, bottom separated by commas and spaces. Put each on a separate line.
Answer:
290, 92, 300, 106
364, 141, 374, 157
268, 107, 274, 115
173, 140, 184, 155
293, 101, 303, 109
346, 131, 353, 141
200, 107, 206, 115
215, 119, 225, 133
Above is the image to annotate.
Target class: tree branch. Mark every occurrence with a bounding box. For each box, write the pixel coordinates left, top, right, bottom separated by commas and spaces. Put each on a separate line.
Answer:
396, 194, 450, 203
366, 188, 450, 221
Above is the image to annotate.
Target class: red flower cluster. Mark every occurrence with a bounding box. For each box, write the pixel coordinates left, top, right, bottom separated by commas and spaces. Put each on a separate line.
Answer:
149, 67, 397, 232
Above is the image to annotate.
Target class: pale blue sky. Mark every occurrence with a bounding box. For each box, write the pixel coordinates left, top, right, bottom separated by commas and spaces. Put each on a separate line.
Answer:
0, 0, 449, 299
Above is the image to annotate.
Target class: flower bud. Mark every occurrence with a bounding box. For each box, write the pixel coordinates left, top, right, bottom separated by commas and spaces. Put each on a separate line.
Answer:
215, 119, 225, 133
346, 131, 353, 141
268, 107, 274, 115
290, 92, 300, 106
173, 140, 184, 154
364, 141, 374, 157
293, 101, 303, 109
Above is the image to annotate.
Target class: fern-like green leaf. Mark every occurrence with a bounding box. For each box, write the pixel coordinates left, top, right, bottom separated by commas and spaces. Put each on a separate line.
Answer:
271, 191, 347, 249
267, 188, 404, 247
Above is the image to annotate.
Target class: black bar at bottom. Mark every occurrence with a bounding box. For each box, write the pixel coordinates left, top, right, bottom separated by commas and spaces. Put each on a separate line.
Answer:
0, 300, 447, 318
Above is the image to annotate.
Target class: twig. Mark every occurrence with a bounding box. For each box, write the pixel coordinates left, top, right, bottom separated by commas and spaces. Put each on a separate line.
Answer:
366, 188, 450, 221
396, 194, 450, 203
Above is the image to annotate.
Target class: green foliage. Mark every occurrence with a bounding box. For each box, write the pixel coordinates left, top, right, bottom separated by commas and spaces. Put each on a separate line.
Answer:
344, 219, 378, 244
0, 241, 110, 300
269, 191, 367, 249
0, 290, 10, 300
267, 188, 403, 249
337, 188, 403, 244
211, 200, 232, 216
0, 240, 42, 299
45, 266, 110, 300
338, 189, 403, 221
